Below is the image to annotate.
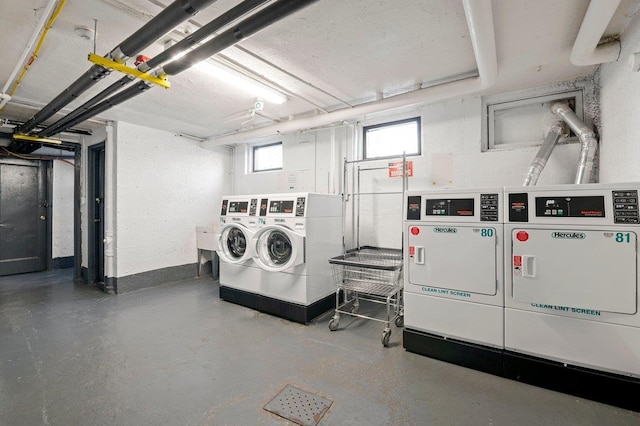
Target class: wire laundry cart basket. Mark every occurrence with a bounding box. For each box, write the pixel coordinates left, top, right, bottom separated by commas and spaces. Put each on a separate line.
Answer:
328, 246, 403, 346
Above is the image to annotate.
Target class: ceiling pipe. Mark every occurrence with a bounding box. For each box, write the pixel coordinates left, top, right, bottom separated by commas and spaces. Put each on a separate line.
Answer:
523, 120, 566, 186
39, 0, 269, 138
17, 0, 217, 135
44, 0, 321, 136
0, 0, 59, 111
551, 102, 598, 184
202, 0, 497, 147
570, 0, 622, 66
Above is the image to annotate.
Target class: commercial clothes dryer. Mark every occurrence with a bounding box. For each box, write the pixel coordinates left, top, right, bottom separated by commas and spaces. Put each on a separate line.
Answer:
217, 195, 261, 295
242, 192, 342, 324
403, 188, 504, 375
503, 183, 640, 409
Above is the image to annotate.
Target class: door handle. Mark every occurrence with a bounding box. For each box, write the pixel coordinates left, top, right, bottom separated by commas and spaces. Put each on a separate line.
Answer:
39, 215, 46, 221
522, 255, 536, 277
415, 246, 425, 265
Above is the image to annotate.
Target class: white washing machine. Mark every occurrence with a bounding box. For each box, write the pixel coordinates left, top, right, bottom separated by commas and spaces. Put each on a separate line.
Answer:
217, 195, 261, 296
247, 192, 342, 323
503, 183, 640, 410
403, 188, 504, 374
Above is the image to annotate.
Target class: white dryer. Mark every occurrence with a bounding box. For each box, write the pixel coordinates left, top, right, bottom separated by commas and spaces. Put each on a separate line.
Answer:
217, 195, 261, 296
503, 183, 640, 410
247, 192, 342, 323
403, 188, 504, 375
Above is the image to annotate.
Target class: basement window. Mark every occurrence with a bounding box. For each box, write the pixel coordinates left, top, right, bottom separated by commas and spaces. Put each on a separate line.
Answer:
363, 117, 421, 160
253, 142, 283, 172
482, 90, 585, 151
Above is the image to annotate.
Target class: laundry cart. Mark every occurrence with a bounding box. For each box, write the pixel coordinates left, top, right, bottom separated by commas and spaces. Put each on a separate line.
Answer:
328, 246, 403, 346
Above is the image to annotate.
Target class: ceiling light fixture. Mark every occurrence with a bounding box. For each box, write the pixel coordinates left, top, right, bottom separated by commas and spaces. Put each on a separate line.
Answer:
194, 60, 287, 105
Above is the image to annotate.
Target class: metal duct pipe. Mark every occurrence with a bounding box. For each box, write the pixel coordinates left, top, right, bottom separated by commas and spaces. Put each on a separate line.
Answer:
551, 102, 598, 184
18, 0, 217, 135
47, 0, 320, 136
523, 121, 566, 186
39, 0, 269, 138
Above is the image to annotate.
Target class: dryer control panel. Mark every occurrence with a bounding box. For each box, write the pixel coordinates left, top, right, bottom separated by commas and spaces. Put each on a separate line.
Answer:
405, 189, 502, 223
505, 184, 640, 225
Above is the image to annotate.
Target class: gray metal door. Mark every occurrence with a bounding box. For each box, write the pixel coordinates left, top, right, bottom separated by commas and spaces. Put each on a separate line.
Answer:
0, 159, 47, 276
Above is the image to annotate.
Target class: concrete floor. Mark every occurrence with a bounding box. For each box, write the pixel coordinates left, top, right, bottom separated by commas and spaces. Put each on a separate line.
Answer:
1, 270, 638, 426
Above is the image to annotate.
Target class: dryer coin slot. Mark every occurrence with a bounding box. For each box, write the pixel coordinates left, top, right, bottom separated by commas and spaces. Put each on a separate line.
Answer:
259, 199, 269, 216
407, 196, 422, 220
509, 193, 529, 222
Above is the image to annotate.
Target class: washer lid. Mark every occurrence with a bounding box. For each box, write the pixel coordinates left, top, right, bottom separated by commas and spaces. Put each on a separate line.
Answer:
254, 225, 304, 272
217, 224, 254, 264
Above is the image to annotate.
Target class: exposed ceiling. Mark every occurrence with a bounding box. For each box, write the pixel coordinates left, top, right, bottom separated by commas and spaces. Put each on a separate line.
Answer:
0, 0, 639, 142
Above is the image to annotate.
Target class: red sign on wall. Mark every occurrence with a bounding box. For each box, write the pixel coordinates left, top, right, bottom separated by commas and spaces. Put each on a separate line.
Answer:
388, 161, 413, 178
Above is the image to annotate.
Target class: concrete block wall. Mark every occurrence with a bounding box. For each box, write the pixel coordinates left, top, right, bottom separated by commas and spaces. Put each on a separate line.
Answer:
114, 122, 233, 280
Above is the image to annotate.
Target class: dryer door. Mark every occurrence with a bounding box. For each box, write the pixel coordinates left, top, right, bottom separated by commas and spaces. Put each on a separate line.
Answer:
254, 225, 305, 272
217, 224, 254, 264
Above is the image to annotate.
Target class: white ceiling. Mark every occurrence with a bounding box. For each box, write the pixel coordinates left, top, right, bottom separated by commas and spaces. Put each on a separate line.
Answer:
0, 0, 638, 141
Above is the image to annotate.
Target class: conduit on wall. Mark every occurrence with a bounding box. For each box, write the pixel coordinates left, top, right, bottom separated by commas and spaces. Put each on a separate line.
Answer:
201, 0, 498, 147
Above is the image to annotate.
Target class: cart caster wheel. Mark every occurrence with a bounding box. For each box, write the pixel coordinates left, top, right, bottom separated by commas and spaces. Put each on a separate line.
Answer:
350, 304, 359, 314
328, 317, 339, 331
381, 328, 391, 347
395, 315, 404, 328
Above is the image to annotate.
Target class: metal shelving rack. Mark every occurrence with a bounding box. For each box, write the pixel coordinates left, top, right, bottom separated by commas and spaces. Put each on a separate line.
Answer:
328, 154, 409, 346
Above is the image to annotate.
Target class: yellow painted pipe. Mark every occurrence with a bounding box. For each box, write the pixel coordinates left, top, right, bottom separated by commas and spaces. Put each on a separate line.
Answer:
12, 134, 62, 145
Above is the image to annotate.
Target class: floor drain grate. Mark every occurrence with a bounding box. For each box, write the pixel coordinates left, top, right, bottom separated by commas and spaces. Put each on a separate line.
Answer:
264, 385, 332, 426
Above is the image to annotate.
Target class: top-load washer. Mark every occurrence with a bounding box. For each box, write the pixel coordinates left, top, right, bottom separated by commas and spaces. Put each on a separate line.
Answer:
403, 188, 504, 374
217, 195, 261, 295
503, 183, 640, 410
229, 192, 342, 323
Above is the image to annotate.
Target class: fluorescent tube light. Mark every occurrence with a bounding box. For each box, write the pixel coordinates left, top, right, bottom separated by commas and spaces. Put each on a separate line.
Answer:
194, 60, 287, 105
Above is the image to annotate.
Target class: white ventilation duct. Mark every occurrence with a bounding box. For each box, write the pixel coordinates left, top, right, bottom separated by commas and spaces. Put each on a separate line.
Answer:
202, 0, 497, 147
570, 0, 622, 66
551, 102, 598, 184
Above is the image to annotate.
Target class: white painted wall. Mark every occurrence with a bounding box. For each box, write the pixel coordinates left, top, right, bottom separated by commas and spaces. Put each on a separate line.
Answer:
599, 11, 640, 182
232, 127, 348, 196
52, 159, 74, 259
233, 96, 584, 249
115, 122, 232, 277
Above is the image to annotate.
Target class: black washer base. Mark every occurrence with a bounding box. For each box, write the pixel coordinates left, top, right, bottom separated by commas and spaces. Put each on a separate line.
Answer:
503, 351, 640, 412
403, 328, 503, 376
219, 286, 334, 324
